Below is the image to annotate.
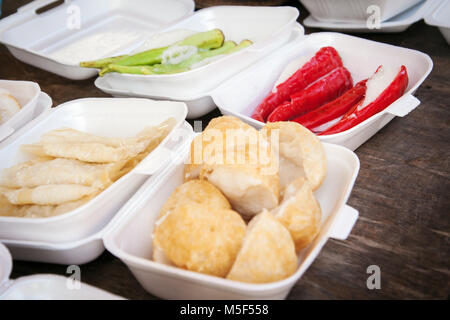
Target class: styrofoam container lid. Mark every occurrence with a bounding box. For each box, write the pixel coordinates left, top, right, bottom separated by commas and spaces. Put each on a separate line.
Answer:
0, 242, 123, 299
0, 0, 195, 80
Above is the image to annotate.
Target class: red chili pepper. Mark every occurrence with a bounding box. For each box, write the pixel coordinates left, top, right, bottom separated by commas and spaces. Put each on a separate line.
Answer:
293, 80, 367, 130
251, 46, 343, 122
320, 65, 408, 135
267, 67, 353, 122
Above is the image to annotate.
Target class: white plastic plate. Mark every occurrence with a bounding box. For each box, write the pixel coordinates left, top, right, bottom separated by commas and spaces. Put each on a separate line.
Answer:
425, 0, 450, 44
0, 98, 187, 243
0, 80, 49, 142
0, 0, 195, 80
303, 0, 435, 33
0, 242, 123, 299
100, 6, 300, 117
211, 31, 433, 151
103, 139, 360, 300
300, 0, 422, 23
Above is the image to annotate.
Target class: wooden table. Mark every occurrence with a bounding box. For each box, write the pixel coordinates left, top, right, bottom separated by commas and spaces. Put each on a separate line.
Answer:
1, 0, 448, 300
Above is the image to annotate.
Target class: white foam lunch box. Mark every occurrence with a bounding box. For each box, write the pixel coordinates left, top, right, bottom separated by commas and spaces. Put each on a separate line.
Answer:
0, 0, 195, 80
0, 242, 123, 299
425, 0, 450, 44
99, 5, 300, 119
0, 122, 193, 266
0, 97, 188, 244
211, 27, 433, 151
0, 80, 52, 142
102, 132, 360, 300
299, 0, 422, 23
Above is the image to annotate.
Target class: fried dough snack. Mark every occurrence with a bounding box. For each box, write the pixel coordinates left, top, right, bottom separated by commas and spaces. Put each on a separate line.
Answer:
22, 118, 175, 163
153, 179, 231, 266
2, 184, 100, 205
262, 121, 327, 191
0, 158, 123, 189
0, 193, 96, 218
184, 116, 256, 180
153, 202, 246, 277
158, 179, 231, 218
186, 116, 280, 217
153, 116, 327, 283
272, 177, 321, 251
0, 118, 176, 218
226, 210, 297, 283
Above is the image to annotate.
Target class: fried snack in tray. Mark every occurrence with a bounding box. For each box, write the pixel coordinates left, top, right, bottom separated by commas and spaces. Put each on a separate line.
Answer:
0, 158, 124, 189
184, 116, 255, 180
158, 179, 231, 218
0, 193, 97, 218
2, 184, 100, 206
153, 179, 231, 265
153, 116, 326, 283
262, 121, 327, 191
153, 202, 246, 277
21, 118, 175, 163
226, 210, 297, 283
186, 116, 280, 218
272, 177, 321, 252
0, 118, 176, 218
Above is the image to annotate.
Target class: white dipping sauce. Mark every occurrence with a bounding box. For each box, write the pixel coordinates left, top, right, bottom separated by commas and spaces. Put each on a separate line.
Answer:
49, 30, 146, 65
48, 28, 196, 65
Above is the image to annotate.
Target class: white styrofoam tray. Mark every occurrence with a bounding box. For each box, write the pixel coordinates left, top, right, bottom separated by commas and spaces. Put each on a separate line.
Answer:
0, 122, 194, 266
0, 80, 49, 142
0, 0, 195, 80
300, 0, 422, 23
303, 0, 436, 33
95, 24, 304, 119
425, 0, 450, 44
0, 98, 188, 243
94, 77, 216, 120
211, 31, 433, 151
99, 6, 300, 118
103, 138, 360, 300
0, 242, 123, 299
